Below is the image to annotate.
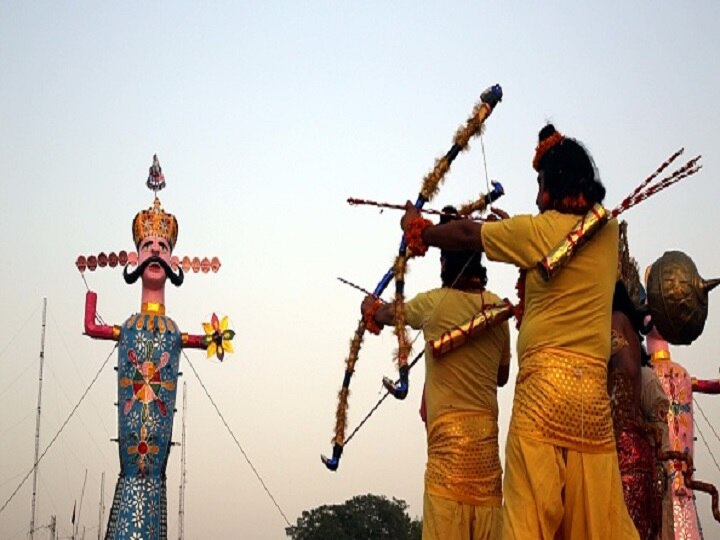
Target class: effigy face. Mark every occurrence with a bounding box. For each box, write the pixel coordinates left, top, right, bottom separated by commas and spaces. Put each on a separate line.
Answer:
647, 251, 714, 345
138, 235, 173, 289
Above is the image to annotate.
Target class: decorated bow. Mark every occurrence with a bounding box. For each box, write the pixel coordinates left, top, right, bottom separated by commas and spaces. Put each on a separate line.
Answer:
321, 85, 503, 471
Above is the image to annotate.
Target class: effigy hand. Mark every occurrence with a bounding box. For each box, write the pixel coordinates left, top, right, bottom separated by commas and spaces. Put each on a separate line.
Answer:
202, 313, 235, 361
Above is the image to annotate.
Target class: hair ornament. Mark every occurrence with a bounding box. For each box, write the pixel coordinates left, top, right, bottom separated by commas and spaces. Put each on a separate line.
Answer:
533, 131, 565, 171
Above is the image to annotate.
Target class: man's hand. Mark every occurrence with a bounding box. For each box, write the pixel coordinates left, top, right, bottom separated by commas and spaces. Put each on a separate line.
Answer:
360, 294, 376, 317
400, 200, 421, 232
486, 206, 510, 222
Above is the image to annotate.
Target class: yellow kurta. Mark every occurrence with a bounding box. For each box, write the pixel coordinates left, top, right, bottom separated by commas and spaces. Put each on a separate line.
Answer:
482, 213, 638, 540
405, 288, 510, 539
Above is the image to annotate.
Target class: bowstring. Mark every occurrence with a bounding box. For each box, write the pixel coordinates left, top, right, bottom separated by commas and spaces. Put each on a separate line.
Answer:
480, 132, 492, 195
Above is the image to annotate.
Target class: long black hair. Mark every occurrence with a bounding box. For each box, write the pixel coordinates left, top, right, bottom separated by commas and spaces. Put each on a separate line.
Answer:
536, 124, 606, 214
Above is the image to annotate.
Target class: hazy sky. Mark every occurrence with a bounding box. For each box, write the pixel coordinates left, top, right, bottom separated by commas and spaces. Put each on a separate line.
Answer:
2, 2, 720, 539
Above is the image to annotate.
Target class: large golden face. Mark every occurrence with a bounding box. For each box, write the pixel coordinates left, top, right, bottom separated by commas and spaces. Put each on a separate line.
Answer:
646, 251, 711, 345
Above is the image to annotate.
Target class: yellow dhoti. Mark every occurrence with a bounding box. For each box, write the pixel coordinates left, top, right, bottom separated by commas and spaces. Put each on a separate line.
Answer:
502, 349, 638, 540
423, 492, 502, 540
502, 435, 639, 540
423, 411, 502, 540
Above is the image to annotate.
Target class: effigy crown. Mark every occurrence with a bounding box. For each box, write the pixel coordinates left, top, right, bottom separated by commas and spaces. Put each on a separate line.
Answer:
132, 196, 179, 250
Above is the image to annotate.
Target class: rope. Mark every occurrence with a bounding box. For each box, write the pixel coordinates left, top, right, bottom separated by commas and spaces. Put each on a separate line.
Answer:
181, 350, 291, 527
80, 272, 107, 326
0, 344, 116, 516
48, 309, 113, 460
694, 397, 720, 475
694, 397, 720, 446
0, 301, 42, 365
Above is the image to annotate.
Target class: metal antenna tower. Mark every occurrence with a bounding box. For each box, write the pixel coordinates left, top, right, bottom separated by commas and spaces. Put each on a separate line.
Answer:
97, 472, 105, 540
29, 298, 47, 540
74, 469, 88, 540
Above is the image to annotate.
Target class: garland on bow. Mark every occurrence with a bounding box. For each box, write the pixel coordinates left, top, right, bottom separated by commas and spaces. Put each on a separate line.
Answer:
322, 84, 504, 471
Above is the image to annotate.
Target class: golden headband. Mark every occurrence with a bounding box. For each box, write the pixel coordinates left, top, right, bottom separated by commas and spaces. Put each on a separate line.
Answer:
532, 131, 565, 171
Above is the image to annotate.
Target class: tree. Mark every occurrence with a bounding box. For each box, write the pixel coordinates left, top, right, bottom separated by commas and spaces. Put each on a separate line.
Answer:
286, 493, 422, 540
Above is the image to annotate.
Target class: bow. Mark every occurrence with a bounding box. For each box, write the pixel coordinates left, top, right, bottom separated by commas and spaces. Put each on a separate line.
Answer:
322, 85, 503, 471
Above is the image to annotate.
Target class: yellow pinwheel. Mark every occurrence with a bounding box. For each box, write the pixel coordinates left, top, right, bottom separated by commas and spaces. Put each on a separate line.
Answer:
202, 313, 235, 361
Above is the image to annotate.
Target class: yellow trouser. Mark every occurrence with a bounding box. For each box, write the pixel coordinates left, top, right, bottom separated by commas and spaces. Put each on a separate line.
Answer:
502, 434, 639, 540
423, 491, 502, 540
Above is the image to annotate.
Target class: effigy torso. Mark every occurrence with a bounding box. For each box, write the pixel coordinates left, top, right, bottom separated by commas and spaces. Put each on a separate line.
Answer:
652, 351, 702, 540
105, 310, 182, 540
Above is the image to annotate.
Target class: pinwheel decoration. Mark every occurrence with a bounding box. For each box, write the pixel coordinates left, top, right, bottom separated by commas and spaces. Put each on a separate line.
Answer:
203, 313, 235, 361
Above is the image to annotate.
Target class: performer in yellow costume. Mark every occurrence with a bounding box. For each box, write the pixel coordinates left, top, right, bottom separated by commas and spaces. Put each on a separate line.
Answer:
363, 207, 511, 540
400, 125, 638, 539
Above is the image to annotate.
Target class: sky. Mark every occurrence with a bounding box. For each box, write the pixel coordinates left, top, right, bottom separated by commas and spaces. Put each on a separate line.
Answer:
1, 2, 720, 539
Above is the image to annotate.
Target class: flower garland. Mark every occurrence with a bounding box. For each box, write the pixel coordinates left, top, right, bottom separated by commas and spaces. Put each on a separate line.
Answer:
532, 131, 565, 171
362, 298, 385, 335
404, 216, 433, 257
392, 255, 412, 370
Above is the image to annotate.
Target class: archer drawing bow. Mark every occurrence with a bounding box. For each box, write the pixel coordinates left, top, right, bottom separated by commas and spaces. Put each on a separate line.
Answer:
321, 84, 503, 471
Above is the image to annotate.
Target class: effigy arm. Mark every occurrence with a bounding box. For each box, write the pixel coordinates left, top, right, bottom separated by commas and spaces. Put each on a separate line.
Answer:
84, 291, 119, 340
182, 333, 206, 349
692, 377, 720, 394
659, 449, 720, 522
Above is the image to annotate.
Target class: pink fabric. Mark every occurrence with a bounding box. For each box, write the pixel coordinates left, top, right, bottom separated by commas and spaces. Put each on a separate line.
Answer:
654, 357, 702, 540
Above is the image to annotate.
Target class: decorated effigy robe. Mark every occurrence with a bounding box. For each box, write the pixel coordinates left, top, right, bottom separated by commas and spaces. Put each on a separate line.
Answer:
653, 351, 702, 540
105, 309, 181, 540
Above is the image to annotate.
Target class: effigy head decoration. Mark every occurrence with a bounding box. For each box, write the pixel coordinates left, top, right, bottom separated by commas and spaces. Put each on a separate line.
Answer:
126, 186, 183, 286
74, 156, 221, 278
646, 250, 720, 345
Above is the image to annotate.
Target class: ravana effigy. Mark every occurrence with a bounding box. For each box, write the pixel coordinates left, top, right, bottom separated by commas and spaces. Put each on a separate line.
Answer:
79, 156, 234, 540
